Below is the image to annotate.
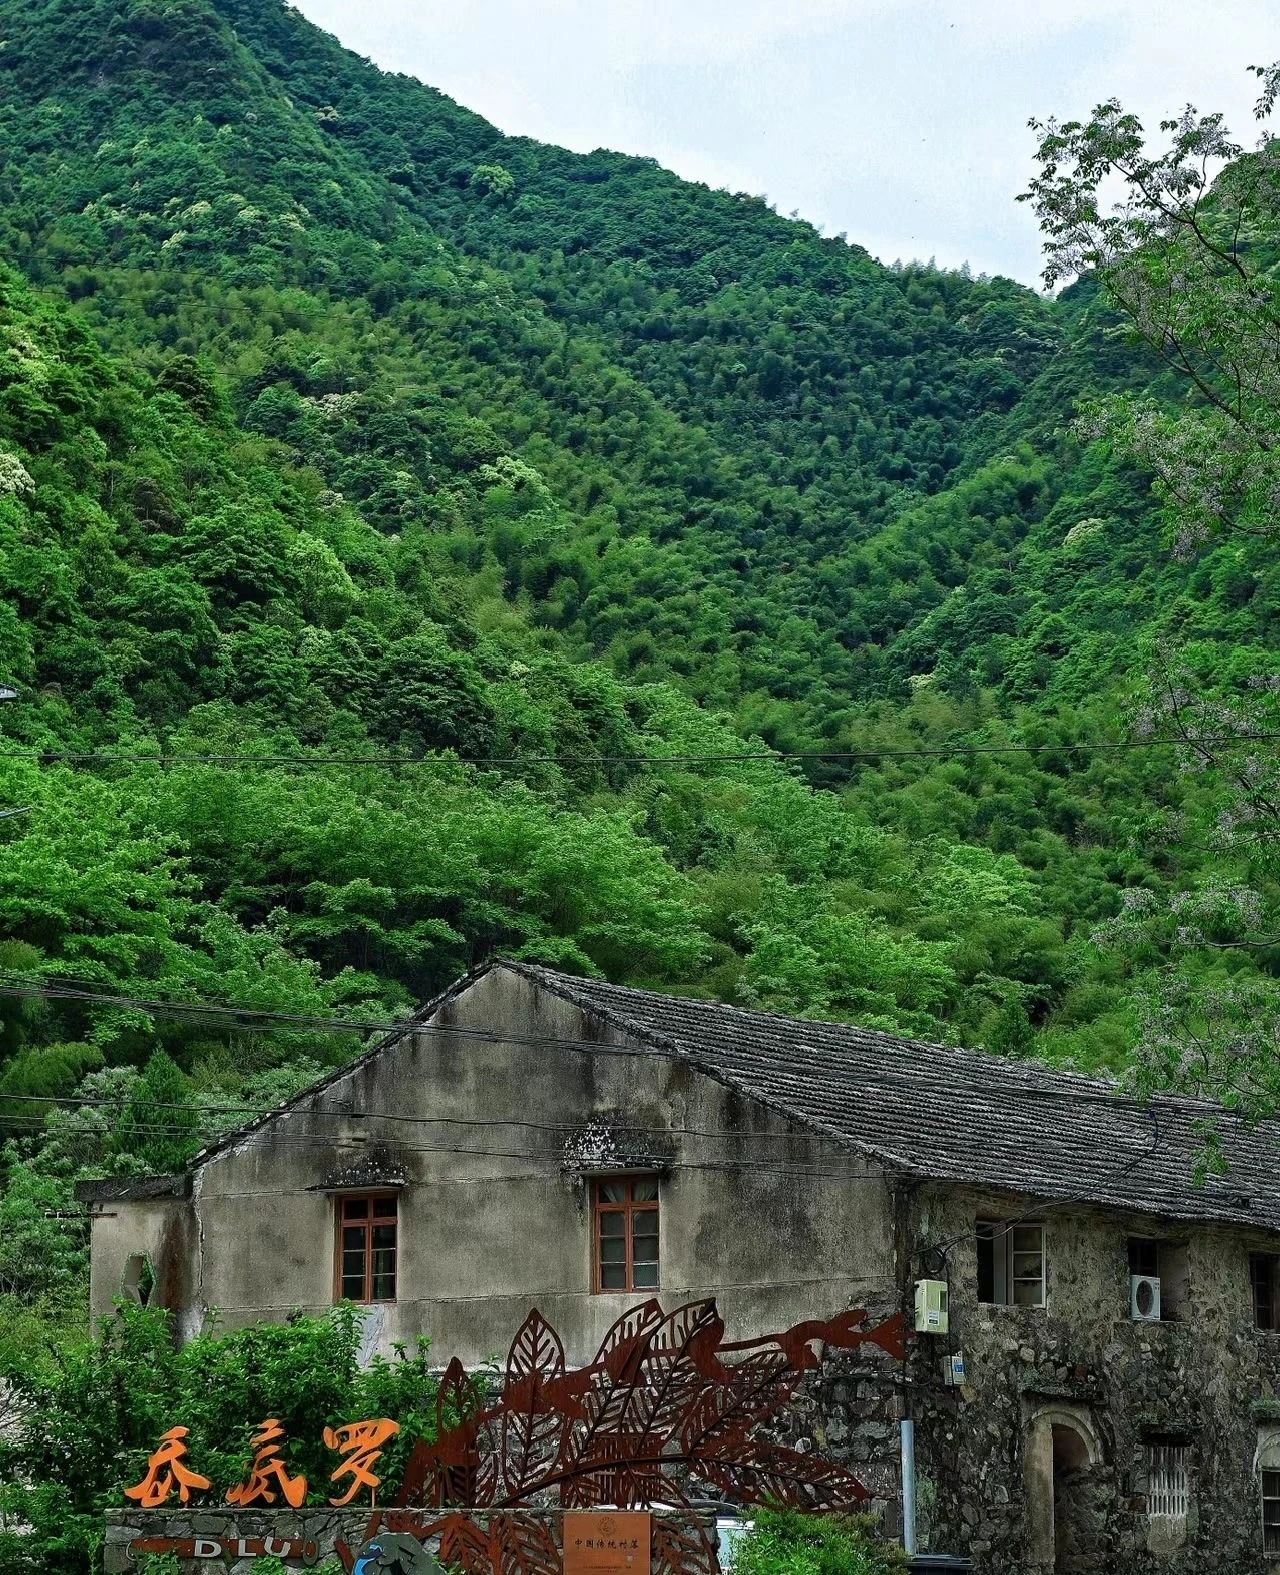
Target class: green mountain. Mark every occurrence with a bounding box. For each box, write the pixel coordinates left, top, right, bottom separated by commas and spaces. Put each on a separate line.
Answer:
0, 0, 1273, 1152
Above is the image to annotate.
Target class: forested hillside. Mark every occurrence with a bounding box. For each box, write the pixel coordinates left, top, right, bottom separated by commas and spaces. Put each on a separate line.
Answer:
0, 0, 1276, 1338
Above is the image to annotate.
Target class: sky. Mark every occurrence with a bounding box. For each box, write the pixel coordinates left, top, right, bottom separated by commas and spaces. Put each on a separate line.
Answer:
291, 0, 1277, 286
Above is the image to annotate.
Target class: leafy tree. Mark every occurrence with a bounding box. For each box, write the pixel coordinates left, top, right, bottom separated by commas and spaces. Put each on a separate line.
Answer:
1023, 63, 1280, 1119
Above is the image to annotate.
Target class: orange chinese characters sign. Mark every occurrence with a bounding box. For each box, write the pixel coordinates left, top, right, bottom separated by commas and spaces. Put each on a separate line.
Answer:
323, 1417, 400, 1506
124, 1426, 212, 1509
563, 1512, 651, 1575
226, 1419, 308, 1509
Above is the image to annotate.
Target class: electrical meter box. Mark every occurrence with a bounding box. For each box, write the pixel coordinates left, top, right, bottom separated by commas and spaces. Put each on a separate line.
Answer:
914, 1278, 949, 1334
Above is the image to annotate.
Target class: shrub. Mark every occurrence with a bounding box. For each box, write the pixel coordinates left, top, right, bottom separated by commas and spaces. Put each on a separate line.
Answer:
731, 1508, 907, 1575
0, 1303, 452, 1574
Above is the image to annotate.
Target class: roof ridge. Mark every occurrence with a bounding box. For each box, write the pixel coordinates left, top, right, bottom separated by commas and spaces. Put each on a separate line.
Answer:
505, 960, 1129, 1094
504, 962, 1280, 1130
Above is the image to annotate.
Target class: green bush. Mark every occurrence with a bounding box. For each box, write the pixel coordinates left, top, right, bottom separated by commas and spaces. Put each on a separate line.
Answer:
0, 1303, 459, 1575
731, 1509, 907, 1575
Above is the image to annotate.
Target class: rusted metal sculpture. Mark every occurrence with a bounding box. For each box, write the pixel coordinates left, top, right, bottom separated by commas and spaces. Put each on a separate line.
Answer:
339, 1298, 905, 1575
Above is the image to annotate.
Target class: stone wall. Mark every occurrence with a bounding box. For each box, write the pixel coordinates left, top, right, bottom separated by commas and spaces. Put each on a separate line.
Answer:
898, 1183, 1280, 1574
104, 1507, 716, 1574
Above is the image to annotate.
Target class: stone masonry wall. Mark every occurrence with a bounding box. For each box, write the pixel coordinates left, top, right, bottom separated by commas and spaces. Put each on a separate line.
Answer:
904, 1184, 1280, 1574
105, 1508, 716, 1574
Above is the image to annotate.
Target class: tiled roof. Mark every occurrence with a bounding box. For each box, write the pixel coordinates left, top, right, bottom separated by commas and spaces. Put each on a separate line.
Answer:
509, 962, 1280, 1234
76, 959, 1280, 1231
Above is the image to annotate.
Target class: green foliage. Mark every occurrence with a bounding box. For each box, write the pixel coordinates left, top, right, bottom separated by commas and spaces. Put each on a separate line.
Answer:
109, 1049, 196, 1174
0, 0, 1272, 1370
732, 1509, 906, 1575
0, 1303, 450, 1574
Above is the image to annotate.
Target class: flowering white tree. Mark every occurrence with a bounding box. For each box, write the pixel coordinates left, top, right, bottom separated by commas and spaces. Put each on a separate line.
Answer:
1022, 65, 1280, 1127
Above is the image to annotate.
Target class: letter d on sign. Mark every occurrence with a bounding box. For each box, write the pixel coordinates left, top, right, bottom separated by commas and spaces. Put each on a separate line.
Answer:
194, 1538, 222, 1557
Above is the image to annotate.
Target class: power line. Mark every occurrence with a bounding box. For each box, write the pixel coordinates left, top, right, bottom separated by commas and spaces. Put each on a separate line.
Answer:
0, 730, 1276, 773
0, 970, 1194, 1118
0, 1088, 891, 1148
0, 1111, 883, 1183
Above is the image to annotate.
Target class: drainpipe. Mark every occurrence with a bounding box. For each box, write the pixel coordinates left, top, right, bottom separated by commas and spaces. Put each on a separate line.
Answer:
901, 1418, 917, 1556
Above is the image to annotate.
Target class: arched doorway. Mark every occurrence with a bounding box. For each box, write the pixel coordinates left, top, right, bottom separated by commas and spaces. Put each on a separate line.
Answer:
1051, 1421, 1096, 1574
1024, 1406, 1103, 1572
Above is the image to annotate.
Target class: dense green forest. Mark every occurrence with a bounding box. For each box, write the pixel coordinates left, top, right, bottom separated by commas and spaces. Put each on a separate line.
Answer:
0, 0, 1276, 1353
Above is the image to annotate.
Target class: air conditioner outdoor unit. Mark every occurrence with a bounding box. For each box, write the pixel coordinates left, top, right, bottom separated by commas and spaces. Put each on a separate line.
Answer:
1130, 1274, 1162, 1322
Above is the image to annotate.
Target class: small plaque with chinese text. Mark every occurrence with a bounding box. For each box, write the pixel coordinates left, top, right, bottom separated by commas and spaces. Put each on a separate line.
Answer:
563, 1512, 651, 1575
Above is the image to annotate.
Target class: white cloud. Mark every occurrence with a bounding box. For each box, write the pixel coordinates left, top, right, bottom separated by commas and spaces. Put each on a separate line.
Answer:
292, 0, 1277, 281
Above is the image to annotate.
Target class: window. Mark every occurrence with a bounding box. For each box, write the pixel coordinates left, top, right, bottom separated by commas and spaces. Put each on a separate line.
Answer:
976, 1219, 1045, 1307
1129, 1238, 1160, 1280
335, 1193, 397, 1303
1264, 1470, 1280, 1553
1253, 1254, 1280, 1331
593, 1176, 659, 1292
1128, 1238, 1190, 1321
1146, 1443, 1189, 1519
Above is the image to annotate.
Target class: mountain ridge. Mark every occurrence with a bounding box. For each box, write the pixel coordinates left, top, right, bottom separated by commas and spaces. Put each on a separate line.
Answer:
0, 0, 1272, 1100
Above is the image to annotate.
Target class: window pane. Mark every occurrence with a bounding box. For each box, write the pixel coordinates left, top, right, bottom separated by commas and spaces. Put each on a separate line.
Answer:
1129, 1239, 1159, 1277
341, 1273, 366, 1300
342, 1197, 369, 1220
1013, 1281, 1044, 1307
373, 1196, 397, 1219
1264, 1471, 1280, 1496
342, 1226, 366, 1253
1253, 1255, 1278, 1329
599, 1181, 628, 1204
1012, 1226, 1042, 1253
633, 1234, 659, 1265
599, 1211, 626, 1236
371, 1263, 396, 1300
976, 1224, 996, 1304
600, 1263, 627, 1290
632, 1177, 659, 1201
633, 1261, 659, 1289
1012, 1252, 1042, 1276
372, 1224, 396, 1252
599, 1236, 626, 1264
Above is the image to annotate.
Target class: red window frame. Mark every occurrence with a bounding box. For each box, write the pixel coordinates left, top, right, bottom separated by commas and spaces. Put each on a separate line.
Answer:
592, 1175, 659, 1293
334, 1192, 398, 1304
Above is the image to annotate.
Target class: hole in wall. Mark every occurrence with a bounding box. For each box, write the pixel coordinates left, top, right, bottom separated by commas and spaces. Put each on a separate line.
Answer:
121, 1253, 155, 1307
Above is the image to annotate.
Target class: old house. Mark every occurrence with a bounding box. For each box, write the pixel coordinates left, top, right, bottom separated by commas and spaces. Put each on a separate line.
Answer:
77, 960, 1280, 1572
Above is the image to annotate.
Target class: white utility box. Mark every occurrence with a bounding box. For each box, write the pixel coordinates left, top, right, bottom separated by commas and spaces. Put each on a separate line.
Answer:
914, 1277, 949, 1334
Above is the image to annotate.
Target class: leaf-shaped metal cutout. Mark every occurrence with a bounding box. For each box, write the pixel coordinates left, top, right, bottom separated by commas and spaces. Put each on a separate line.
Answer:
653, 1517, 720, 1575
696, 1440, 871, 1509
493, 1512, 562, 1575
396, 1298, 896, 1521
502, 1311, 569, 1498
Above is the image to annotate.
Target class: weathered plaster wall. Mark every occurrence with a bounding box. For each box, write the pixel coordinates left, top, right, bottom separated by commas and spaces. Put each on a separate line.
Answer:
899, 1183, 1280, 1573
87, 1192, 200, 1338
92, 968, 897, 1367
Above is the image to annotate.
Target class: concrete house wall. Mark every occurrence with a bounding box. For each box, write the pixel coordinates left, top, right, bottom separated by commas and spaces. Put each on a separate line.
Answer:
87, 966, 897, 1366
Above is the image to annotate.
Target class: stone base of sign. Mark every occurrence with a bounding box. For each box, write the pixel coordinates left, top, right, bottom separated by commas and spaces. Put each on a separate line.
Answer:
104, 1507, 717, 1574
